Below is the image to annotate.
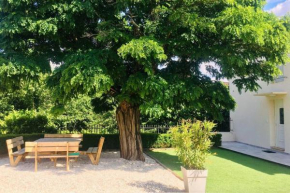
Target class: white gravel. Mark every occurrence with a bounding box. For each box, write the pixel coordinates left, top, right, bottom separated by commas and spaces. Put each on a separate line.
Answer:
0, 151, 184, 193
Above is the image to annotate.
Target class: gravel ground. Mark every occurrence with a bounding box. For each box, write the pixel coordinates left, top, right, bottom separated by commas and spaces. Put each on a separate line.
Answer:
0, 151, 184, 193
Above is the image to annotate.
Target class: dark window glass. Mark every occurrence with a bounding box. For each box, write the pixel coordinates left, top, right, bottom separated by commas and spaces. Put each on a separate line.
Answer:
280, 108, 284, 124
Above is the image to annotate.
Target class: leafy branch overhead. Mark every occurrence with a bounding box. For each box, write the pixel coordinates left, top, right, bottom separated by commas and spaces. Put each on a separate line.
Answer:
118, 38, 167, 75
0, 0, 289, 120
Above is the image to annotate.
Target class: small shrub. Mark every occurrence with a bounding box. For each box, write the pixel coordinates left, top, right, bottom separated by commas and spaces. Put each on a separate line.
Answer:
142, 133, 172, 148
3, 110, 57, 134
170, 120, 215, 170
211, 133, 222, 147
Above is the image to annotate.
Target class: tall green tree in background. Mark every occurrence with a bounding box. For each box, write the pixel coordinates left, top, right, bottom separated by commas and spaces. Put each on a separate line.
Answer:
1, 0, 289, 161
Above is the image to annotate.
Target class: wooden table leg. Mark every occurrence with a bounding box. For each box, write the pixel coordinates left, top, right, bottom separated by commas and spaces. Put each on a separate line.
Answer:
54, 158, 57, 167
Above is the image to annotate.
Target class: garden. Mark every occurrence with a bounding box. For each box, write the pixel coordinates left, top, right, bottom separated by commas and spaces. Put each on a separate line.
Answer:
0, 0, 290, 192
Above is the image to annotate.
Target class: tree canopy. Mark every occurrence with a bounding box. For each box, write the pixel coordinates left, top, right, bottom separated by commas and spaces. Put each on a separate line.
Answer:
1, 0, 289, 160
1, 0, 289, 119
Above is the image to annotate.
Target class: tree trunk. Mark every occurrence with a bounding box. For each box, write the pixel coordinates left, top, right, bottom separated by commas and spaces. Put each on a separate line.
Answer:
116, 101, 145, 161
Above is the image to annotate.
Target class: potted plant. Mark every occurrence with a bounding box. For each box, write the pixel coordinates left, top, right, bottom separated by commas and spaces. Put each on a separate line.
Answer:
170, 119, 215, 193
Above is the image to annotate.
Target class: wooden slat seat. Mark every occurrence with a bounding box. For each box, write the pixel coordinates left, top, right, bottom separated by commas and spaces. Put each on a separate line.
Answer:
87, 137, 105, 165
6, 136, 26, 166
11, 148, 26, 156
87, 147, 93, 153
87, 147, 98, 154
25, 141, 80, 172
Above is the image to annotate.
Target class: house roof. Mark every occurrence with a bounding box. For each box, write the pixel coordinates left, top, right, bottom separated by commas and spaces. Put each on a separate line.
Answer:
254, 92, 287, 97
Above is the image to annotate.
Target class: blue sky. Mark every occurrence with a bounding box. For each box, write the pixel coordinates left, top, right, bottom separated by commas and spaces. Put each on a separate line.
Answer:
265, 0, 290, 16
264, 0, 286, 10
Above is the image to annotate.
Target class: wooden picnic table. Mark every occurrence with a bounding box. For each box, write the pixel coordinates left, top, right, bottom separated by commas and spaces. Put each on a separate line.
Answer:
27, 137, 82, 171
7, 135, 104, 170
35, 138, 82, 143
35, 137, 83, 150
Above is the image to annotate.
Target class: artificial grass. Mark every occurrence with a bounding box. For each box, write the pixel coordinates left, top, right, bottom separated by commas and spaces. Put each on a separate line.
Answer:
146, 148, 290, 193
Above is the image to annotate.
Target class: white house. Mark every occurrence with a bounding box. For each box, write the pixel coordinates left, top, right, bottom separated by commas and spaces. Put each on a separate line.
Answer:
229, 63, 290, 154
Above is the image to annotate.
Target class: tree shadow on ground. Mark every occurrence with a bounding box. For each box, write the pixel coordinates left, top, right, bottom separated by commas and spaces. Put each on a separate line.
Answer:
146, 149, 182, 176
2, 157, 89, 174
211, 148, 290, 175
128, 180, 183, 192
1, 151, 170, 175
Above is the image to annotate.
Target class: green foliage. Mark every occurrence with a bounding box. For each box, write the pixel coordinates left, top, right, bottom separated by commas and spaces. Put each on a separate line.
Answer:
283, 14, 290, 31
2, 110, 57, 134
142, 107, 230, 132
47, 50, 114, 103
0, 95, 14, 121
91, 96, 115, 114
52, 95, 116, 132
0, 72, 116, 134
118, 37, 167, 75
1, 0, 289, 127
142, 133, 172, 148
211, 133, 222, 147
170, 120, 215, 170
142, 133, 222, 148
0, 62, 41, 93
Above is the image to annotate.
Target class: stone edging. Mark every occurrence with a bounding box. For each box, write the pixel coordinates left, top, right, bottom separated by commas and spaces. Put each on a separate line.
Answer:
144, 152, 183, 181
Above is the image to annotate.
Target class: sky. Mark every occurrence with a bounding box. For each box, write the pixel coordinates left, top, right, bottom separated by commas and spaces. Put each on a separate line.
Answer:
265, 0, 290, 16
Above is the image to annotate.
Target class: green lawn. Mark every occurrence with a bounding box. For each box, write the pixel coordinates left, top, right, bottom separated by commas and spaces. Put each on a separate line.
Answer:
146, 148, 290, 193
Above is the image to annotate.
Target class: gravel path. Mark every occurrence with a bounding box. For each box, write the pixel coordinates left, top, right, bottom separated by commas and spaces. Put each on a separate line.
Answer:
0, 151, 184, 193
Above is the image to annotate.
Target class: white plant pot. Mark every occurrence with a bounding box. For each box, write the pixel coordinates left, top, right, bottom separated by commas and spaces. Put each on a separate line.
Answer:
181, 166, 208, 193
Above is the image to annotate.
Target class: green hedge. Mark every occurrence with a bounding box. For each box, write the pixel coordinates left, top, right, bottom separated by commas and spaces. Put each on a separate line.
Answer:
0, 134, 44, 155
82, 134, 120, 150
211, 133, 222, 147
0, 133, 222, 155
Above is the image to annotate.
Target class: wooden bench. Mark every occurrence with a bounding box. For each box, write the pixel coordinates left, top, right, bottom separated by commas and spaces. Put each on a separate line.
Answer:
6, 136, 26, 166
87, 137, 105, 165
25, 142, 80, 172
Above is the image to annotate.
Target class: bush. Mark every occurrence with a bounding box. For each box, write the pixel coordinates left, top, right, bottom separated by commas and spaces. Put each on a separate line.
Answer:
142, 133, 172, 148
2, 110, 57, 134
170, 120, 215, 170
211, 133, 222, 147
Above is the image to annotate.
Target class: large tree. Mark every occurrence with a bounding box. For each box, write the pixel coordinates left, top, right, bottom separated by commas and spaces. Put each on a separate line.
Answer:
0, 0, 289, 161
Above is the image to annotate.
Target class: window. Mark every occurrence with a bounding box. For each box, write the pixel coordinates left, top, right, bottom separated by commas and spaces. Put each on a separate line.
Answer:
280, 108, 284, 124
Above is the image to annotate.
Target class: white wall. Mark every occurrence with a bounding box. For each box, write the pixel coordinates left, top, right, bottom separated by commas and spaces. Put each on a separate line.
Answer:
219, 132, 235, 142
230, 63, 290, 153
